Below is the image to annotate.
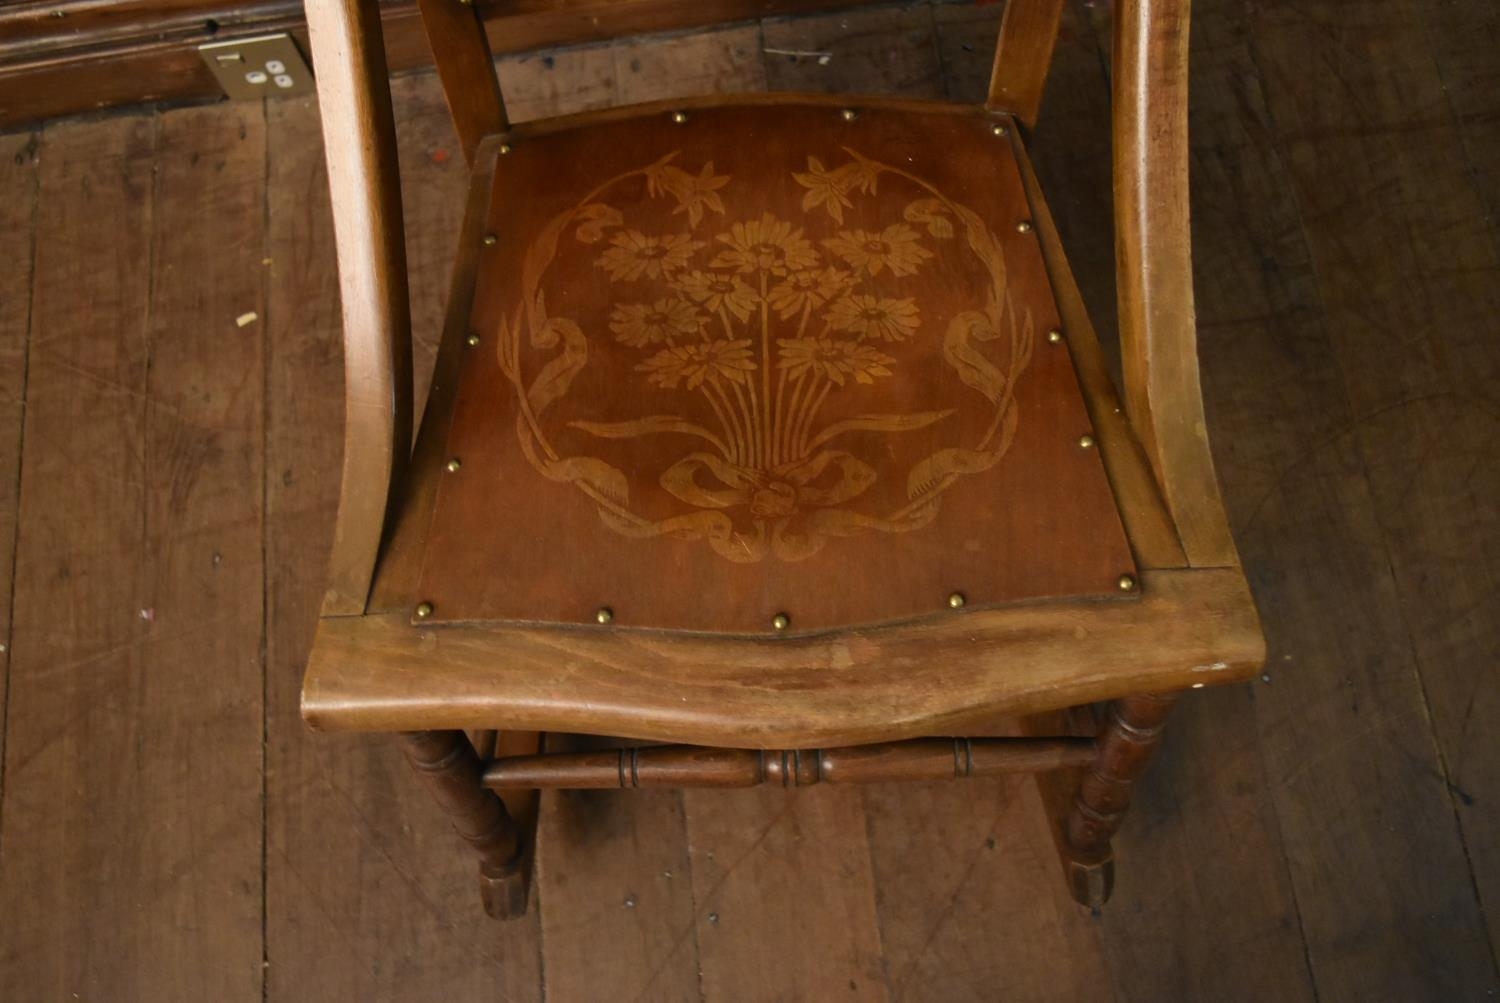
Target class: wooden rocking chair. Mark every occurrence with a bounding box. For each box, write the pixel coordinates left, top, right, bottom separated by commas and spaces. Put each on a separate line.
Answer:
301, 0, 1265, 918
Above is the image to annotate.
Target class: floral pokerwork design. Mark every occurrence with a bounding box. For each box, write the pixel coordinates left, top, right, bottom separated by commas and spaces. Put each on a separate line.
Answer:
497, 149, 1034, 562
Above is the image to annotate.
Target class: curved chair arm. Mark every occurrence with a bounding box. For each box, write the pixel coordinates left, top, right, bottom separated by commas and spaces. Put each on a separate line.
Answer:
306, 0, 414, 615
1113, 0, 1238, 567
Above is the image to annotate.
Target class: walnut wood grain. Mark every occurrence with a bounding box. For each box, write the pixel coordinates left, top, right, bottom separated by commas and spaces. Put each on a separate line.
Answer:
483, 738, 1097, 788
306, 0, 413, 616
986, 0, 1064, 125
1112, 0, 1238, 568
303, 567, 1263, 744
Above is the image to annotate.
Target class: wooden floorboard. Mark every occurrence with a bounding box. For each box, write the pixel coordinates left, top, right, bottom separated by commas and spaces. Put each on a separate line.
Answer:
863, 776, 1114, 1002
1247, 0, 1500, 978
0, 107, 267, 999
0, 1, 1497, 999
0, 129, 37, 826
761, 4, 945, 98
1231, 1, 1500, 995
1418, 1, 1500, 965
535, 741, 701, 1002
686, 786, 888, 1002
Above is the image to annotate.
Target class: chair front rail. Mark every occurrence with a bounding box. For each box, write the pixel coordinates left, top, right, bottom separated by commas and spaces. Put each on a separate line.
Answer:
483, 737, 1098, 790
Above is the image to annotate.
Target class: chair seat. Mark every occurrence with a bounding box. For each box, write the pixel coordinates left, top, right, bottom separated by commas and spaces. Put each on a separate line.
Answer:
414, 100, 1135, 635
301, 98, 1265, 744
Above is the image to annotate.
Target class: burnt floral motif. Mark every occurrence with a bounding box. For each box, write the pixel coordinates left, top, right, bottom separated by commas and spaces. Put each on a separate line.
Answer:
824, 294, 922, 343
637, 339, 756, 390
710, 213, 821, 277
822, 223, 933, 277
498, 149, 1033, 563
777, 337, 894, 386
596, 230, 703, 281
674, 270, 759, 322
609, 298, 705, 347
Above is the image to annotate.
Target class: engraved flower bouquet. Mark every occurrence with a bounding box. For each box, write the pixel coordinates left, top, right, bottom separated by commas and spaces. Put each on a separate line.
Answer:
498, 149, 1032, 562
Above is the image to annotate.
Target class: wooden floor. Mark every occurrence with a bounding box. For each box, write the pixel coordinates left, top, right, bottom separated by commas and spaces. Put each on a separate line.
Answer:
1, 0, 1498, 999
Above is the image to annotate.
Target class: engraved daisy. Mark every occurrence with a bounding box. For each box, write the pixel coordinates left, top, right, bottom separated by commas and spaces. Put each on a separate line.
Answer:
597, 230, 703, 282
610, 298, 704, 347
822, 223, 933, 277
710, 213, 820, 277
637, 340, 757, 390
765, 266, 853, 320
825, 294, 921, 342
673, 270, 760, 323
777, 337, 895, 386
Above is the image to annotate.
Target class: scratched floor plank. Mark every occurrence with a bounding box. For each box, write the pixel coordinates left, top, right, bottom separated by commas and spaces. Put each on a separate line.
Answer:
863, 777, 1113, 1002
0, 129, 38, 824
0, 106, 267, 1000
1241, 0, 1500, 991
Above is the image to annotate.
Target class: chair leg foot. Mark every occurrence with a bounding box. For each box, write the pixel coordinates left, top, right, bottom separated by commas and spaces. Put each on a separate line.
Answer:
485, 731, 543, 921
396, 729, 531, 920
479, 859, 530, 919
1062, 848, 1114, 909
1028, 693, 1178, 909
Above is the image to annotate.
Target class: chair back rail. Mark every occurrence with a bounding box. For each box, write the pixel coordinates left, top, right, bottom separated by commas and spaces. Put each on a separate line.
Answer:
303, 0, 1235, 614
986, 0, 1066, 125
305, 0, 414, 615
417, 0, 508, 167
1112, 0, 1238, 566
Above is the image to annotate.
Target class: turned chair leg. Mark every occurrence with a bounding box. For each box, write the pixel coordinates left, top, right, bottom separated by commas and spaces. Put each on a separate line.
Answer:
397, 729, 531, 919
1028, 692, 1180, 909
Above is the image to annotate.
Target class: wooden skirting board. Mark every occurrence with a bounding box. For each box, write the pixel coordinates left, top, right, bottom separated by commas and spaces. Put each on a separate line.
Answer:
0, 0, 868, 129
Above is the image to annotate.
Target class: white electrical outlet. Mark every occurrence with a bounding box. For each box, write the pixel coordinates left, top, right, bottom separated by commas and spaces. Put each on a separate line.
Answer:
199, 34, 314, 101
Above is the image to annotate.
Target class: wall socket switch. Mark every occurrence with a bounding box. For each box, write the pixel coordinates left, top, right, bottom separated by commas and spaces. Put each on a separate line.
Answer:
199, 34, 314, 101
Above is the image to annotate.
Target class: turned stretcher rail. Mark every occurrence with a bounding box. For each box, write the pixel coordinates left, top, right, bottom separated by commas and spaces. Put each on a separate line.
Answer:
481, 737, 1097, 789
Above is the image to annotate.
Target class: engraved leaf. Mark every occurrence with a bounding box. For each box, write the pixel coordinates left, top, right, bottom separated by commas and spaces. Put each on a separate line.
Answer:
574, 203, 623, 243
646, 159, 729, 227
942, 310, 1006, 403
569, 415, 729, 456
906, 446, 1004, 499
806, 409, 955, 452
833, 149, 882, 194
526, 315, 587, 416
638, 151, 681, 197
793, 156, 855, 223
903, 198, 954, 239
